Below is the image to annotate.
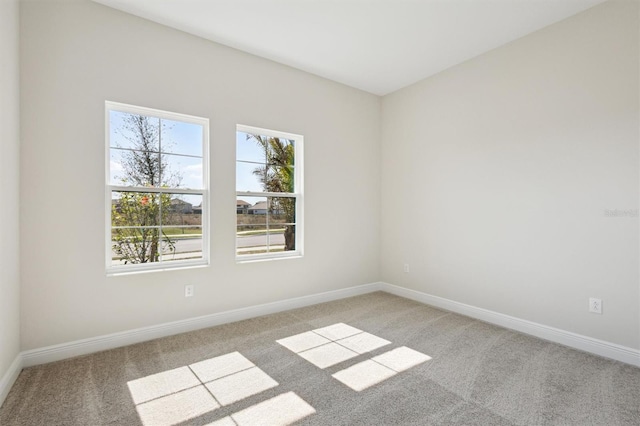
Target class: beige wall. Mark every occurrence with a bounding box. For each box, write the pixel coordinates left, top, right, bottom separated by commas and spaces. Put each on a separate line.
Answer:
19, 0, 381, 350
381, 0, 639, 349
17, 0, 638, 355
0, 0, 21, 383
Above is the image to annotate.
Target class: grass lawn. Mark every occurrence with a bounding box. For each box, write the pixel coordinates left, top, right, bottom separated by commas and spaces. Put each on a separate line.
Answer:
163, 227, 202, 238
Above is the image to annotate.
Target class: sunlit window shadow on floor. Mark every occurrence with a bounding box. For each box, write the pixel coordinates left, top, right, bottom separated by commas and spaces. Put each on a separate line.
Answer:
277, 323, 432, 391
127, 351, 315, 426
333, 346, 432, 391
204, 392, 316, 426
277, 323, 391, 368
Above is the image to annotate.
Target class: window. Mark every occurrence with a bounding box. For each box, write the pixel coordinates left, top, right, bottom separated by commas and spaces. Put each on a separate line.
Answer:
236, 125, 303, 261
106, 102, 209, 274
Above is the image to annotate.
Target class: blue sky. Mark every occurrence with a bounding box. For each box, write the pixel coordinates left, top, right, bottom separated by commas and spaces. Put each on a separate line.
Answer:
236, 130, 267, 193
109, 114, 295, 208
109, 111, 204, 206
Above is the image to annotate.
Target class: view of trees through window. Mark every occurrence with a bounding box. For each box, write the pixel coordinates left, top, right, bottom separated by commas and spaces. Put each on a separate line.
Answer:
236, 127, 301, 258
108, 103, 207, 271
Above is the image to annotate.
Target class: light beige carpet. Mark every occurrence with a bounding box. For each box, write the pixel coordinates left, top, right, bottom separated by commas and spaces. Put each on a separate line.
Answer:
1, 292, 639, 425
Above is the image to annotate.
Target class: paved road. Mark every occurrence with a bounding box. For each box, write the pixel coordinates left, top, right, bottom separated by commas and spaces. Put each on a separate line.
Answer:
172, 237, 202, 252
236, 233, 284, 248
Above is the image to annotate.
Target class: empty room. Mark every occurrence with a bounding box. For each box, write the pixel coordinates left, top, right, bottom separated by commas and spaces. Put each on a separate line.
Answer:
1, 0, 638, 424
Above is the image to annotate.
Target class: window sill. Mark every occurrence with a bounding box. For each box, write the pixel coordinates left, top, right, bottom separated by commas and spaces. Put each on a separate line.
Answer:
236, 252, 303, 264
107, 261, 209, 277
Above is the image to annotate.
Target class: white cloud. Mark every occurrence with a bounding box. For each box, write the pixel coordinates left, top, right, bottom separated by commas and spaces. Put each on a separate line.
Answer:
110, 160, 123, 172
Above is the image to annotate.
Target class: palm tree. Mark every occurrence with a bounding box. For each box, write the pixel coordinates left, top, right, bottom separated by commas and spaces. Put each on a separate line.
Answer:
248, 134, 296, 251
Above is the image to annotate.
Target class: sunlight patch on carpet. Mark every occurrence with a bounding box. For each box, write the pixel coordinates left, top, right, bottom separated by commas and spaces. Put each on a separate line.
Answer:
128, 351, 315, 426
298, 342, 359, 368
276, 331, 331, 353
332, 360, 397, 391
277, 323, 432, 392
336, 332, 391, 354
128, 366, 200, 405
135, 385, 219, 426
205, 366, 278, 405
372, 346, 432, 372
231, 392, 316, 425
313, 323, 362, 340
190, 351, 255, 382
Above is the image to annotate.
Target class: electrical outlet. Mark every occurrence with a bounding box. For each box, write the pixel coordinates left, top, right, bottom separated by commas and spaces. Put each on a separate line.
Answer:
589, 297, 602, 314
403, 264, 410, 273
185, 284, 194, 298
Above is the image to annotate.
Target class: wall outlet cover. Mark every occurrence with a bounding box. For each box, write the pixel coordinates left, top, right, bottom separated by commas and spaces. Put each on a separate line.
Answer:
589, 297, 602, 314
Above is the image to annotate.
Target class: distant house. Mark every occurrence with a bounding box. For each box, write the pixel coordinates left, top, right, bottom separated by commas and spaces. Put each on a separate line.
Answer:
192, 203, 202, 215
247, 201, 268, 215
170, 199, 193, 214
237, 200, 251, 214
247, 201, 284, 215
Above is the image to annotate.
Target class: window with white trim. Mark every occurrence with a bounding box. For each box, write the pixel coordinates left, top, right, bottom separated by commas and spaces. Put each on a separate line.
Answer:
106, 102, 209, 273
236, 125, 303, 261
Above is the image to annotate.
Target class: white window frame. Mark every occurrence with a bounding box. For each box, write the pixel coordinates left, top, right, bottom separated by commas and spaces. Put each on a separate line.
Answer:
105, 101, 210, 275
236, 124, 304, 262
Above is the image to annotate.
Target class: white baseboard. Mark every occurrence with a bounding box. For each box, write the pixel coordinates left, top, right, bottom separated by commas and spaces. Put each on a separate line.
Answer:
380, 282, 640, 367
21, 282, 382, 367
17, 281, 639, 370
0, 355, 23, 408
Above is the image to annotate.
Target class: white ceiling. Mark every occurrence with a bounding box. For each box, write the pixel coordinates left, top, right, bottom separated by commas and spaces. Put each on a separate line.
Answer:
92, 0, 607, 95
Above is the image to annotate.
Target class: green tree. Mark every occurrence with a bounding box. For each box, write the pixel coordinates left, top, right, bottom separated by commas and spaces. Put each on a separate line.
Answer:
248, 134, 296, 251
111, 114, 181, 264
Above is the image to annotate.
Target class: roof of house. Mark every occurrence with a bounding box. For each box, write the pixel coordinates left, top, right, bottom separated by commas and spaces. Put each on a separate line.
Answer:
248, 201, 268, 210
237, 200, 251, 206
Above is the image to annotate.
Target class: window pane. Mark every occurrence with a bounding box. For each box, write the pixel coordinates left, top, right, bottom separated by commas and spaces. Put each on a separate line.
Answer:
266, 229, 286, 252
285, 139, 295, 166
270, 197, 296, 224
165, 194, 203, 226
269, 165, 295, 193
235, 195, 297, 256
236, 225, 269, 256
111, 191, 160, 227
236, 133, 295, 193
271, 196, 296, 252
235, 125, 301, 260
284, 225, 296, 251
235, 227, 291, 256
109, 110, 160, 152
237, 131, 267, 163
107, 103, 209, 271
163, 154, 203, 189
236, 197, 252, 215
268, 138, 295, 167
162, 119, 203, 157
110, 148, 162, 187
236, 161, 267, 192
237, 196, 267, 227
162, 227, 203, 262
110, 149, 126, 186
111, 227, 164, 265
